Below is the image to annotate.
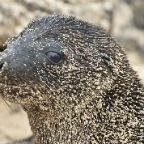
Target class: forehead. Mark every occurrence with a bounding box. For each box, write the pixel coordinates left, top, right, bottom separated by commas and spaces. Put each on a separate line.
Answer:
20, 15, 81, 39
6, 15, 103, 56
19, 14, 100, 43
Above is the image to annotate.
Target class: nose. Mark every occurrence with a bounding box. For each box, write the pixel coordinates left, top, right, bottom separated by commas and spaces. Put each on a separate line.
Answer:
0, 45, 7, 70
0, 62, 4, 70
0, 45, 7, 52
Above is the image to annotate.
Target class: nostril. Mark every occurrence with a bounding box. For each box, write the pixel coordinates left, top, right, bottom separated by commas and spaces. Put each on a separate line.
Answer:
0, 45, 7, 52
0, 62, 4, 69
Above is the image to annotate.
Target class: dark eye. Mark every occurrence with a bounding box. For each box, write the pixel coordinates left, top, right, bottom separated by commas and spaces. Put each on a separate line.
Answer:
46, 51, 62, 64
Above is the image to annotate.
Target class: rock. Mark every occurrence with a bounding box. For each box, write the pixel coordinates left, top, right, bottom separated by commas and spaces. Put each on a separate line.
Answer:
0, 100, 32, 143
133, 0, 144, 29
112, 0, 144, 53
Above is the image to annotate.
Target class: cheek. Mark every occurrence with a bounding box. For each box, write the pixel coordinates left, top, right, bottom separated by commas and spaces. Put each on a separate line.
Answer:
58, 62, 114, 92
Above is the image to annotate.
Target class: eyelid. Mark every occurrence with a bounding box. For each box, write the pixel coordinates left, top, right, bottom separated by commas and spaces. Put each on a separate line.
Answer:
45, 51, 62, 65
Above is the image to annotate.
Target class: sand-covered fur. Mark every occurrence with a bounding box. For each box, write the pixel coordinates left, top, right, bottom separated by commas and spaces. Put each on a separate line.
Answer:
0, 15, 144, 144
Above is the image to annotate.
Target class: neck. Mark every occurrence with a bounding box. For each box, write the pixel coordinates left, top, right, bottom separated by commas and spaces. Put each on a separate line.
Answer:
23, 75, 144, 144
25, 106, 90, 144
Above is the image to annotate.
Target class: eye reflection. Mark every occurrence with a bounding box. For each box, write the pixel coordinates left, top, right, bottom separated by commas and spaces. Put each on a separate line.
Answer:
46, 51, 62, 64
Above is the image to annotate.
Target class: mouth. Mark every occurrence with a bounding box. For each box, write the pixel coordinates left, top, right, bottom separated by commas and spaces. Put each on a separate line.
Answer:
0, 82, 19, 97
0, 82, 44, 105
0, 82, 31, 103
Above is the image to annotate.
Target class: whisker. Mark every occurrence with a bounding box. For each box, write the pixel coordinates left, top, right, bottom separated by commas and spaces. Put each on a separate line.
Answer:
1, 98, 15, 113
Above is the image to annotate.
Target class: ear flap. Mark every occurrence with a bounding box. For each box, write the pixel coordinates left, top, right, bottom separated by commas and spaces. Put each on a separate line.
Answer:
98, 52, 114, 73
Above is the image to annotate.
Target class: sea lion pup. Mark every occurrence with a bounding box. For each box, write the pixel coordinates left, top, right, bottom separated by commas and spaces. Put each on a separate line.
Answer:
0, 15, 143, 144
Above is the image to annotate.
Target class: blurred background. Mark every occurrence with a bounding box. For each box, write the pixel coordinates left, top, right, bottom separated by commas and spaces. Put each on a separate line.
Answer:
0, 0, 144, 143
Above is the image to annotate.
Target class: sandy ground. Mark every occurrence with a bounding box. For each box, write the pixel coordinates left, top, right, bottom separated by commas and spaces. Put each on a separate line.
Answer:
0, 102, 32, 143
0, 52, 143, 143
